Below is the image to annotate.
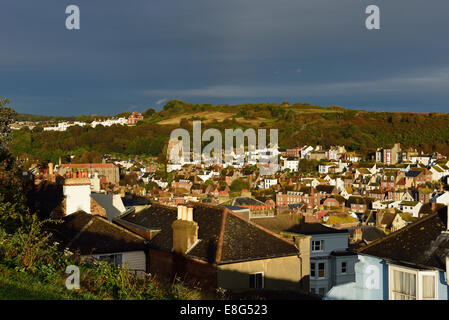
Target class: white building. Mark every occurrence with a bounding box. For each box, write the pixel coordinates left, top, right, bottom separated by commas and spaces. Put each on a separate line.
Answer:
282, 158, 299, 172
263, 178, 278, 189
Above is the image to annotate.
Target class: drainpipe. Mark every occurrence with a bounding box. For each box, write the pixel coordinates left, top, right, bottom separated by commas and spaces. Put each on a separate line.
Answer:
446, 256, 449, 285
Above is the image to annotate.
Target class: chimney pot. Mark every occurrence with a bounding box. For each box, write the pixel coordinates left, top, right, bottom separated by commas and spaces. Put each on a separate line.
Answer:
187, 207, 193, 221
177, 205, 186, 220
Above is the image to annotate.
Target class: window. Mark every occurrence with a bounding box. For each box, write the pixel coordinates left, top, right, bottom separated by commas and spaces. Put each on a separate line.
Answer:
421, 273, 436, 300
311, 263, 316, 278
389, 266, 438, 300
341, 262, 347, 274
249, 272, 264, 289
318, 263, 325, 279
392, 270, 416, 300
98, 253, 122, 267
312, 240, 324, 252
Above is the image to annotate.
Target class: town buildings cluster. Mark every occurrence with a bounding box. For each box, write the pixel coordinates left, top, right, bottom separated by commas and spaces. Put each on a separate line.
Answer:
25, 141, 449, 299
10, 112, 144, 131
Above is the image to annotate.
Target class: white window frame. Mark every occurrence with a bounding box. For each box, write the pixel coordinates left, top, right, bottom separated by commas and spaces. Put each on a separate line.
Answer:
419, 271, 438, 300
249, 272, 264, 289
388, 264, 438, 300
312, 240, 324, 252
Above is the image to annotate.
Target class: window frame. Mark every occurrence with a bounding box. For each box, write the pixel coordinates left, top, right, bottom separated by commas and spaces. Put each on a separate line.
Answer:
97, 253, 123, 267
388, 264, 438, 300
317, 262, 326, 279
341, 261, 347, 275
249, 272, 264, 289
311, 240, 324, 252
419, 271, 438, 300
311, 263, 316, 278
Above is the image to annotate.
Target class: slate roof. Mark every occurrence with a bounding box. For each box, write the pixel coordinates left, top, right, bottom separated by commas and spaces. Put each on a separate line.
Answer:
46, 211, 146, 255
405, 171, 421, 178
252, 215, 299, 234
419, 203, 445, 216
222, 205, 248, 211
379, 212, 396, 227
316, 185, 336, 194
116, 203, 298, 264
347, 226, 387, 250
254, 215, 349, 235
122, 196, 151, 207
232, 197, 265, 206
358, 206, 449, 270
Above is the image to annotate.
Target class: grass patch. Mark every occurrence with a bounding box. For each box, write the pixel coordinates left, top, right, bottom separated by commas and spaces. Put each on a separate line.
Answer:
0, 265, 99, 300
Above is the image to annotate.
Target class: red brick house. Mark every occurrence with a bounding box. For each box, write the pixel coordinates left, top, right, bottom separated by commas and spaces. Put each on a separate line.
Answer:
128, 112, 144, 125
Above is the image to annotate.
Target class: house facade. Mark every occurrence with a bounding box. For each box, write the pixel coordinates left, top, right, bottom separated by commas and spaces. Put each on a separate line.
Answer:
280, 222, 357, 296
113, 203, 311, 292
326, 206, 449, 300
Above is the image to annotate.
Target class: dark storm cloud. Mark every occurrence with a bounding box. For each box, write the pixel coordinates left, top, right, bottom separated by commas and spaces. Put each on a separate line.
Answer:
0, 0, 448, 115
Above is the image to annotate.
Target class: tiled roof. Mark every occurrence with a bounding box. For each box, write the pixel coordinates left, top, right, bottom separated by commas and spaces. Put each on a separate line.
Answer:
60, 163, 116, 168
255, 216, 349, 235
47, 211, 146, 255
117, 203, 298, 264
316, 185, 335, 194
358, 206, 449, 270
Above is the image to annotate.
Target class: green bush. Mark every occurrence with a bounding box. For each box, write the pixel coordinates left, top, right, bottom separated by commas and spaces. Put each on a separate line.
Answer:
0, 216, 203, 300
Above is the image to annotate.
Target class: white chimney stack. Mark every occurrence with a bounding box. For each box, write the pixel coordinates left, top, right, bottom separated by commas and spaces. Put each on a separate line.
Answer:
63, 178, 91, 215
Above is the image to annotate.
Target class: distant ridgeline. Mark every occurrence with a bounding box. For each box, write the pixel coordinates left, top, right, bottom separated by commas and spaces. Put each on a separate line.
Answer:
11, 100, 449, 162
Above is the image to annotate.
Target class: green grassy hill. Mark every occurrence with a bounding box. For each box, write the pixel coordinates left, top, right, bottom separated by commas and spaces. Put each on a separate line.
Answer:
12, 100, 449, 163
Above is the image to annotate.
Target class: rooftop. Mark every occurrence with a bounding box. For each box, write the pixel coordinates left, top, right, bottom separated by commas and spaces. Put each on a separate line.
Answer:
358, 206, 449, 270
116, 203, 298, 264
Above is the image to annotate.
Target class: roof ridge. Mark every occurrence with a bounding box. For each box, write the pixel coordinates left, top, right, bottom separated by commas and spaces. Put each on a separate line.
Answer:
357, 209, 443, 254
100, 215, 147, 241
224, 208, 297, 247
67, 215, 94, 248
215, 207, 228, 263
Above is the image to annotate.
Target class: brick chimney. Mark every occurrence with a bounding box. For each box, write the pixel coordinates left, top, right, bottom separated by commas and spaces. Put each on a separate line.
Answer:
431, 201, 437, 213
172, 205, 198, 254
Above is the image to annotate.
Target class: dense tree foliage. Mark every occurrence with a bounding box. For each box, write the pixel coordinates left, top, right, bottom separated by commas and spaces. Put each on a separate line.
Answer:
0, 99, 32, 232
230, 178, 250, 192
0, 97, 17, 152
10, 100, 449, 163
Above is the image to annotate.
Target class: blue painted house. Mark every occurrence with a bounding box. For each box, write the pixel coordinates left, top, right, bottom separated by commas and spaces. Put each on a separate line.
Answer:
326, 206, 449, 300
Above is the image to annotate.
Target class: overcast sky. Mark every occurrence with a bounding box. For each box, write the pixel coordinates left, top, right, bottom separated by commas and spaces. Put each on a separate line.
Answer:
1, 0, 448, 116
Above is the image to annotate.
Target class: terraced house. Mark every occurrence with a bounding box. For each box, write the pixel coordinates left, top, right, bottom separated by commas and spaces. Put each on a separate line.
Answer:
113, 203, 311, 292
